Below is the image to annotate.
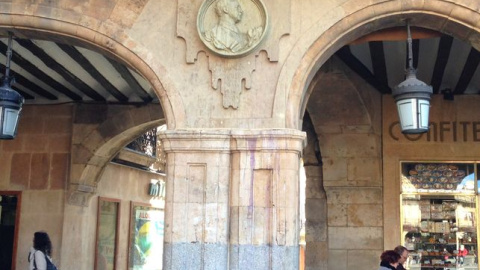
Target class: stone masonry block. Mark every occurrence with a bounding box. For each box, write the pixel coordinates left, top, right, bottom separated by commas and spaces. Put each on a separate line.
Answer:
69, 163, 85, 184
328, 227, 383, 250
109, 0, 148, 28
186, 164, 206, 204
186, 203, 204, 243
36, 104, 73, 117
328, 249, 347, 270
347, 249, 383, 270
173, 176, 189, 203
230, 168, 240, 206
275, 207, 287, 246
450, 5, 480, 29
253, 169, 271, 208
347, 204, 383, 227
10, 153, 31, 188
305, 198, 327, 223
50, 153, 69, 189
305, 176, 326, 200
238, 169, 253, 207
323, 158, 347, 181
0, 152, 11, 188
21, 190, 64, 214
253, 207, 269, 245
1, 135, 24, 152
17, 116, 44, 135
326, 187, 382, 204
304, 165, 322, 178
171, 202, 187, 242
48, 134, 71, 152
163, 202, 173, 243
327, 203, 347, 226
278, 152, 300, 170
44, 116, 72, 134
216, 165, 230, 203
24, 135, 49, 152
305, 242, 328, 270
30, 153, 50, 189
305, 220, 327, 243
229, 206, 240, 245
315, 124, 342, 134
347, 157, 381, 182
285, 206, 298, 245
238, 206, 253, 245
320, 133, 379, 158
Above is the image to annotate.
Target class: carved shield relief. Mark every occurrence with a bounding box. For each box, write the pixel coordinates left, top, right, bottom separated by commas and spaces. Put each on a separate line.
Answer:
197, 0, 268, 58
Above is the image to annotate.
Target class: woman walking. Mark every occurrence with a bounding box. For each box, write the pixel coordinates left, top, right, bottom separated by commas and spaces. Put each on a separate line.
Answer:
28, 231, 58, 270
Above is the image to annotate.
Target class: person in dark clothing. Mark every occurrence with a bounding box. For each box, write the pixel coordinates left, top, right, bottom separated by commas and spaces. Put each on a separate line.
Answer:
394, 245, 409, 270
379, 250, 401, 270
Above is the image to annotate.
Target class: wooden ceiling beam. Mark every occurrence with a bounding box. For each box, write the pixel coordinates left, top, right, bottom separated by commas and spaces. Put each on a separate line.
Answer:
0, 63, 58, 100
15, 39, 106, 101
56, 43, 129, 102
106, 58, 152, 103
369, 41, 388, 86
431, 35, 454, 94
453, 48, 480, 95
336, 46, 391, 94
0, 40, 82, 101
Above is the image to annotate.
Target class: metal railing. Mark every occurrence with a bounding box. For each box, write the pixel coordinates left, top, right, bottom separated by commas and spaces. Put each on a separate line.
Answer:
125, 128, 157, 157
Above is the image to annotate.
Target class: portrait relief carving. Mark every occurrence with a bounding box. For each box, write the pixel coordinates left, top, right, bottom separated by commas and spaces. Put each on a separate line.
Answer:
197, 0, 268, 58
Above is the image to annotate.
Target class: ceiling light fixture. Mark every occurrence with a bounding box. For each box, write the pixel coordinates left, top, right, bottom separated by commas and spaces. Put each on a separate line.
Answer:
0, 32, 24, 139
392, 21, 433, 134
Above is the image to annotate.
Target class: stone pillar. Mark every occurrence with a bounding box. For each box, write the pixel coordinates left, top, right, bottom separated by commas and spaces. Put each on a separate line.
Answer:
160, 130, 231, 269
159, 129, 306, 270
303, 165, 328, 270
229, 129, 305, 269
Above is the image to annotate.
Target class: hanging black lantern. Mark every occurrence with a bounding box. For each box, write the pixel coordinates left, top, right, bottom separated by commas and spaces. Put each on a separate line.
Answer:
0, 32, 24, 140
392, 22, 433, 134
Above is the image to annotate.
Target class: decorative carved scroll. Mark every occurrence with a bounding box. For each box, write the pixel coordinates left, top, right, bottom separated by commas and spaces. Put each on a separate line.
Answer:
176, 0, 291, 109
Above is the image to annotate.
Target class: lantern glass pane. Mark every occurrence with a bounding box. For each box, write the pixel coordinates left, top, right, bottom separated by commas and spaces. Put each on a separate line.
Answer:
397, 99, 416, 130
419, 99, 430, 129
2, 107, 20, 137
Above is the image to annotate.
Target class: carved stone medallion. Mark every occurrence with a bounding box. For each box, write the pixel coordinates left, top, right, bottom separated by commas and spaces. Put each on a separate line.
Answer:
197, 0, 268, 58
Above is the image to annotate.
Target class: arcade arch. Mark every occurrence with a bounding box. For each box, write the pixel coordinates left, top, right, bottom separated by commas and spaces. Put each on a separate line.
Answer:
292, 2, 480, 269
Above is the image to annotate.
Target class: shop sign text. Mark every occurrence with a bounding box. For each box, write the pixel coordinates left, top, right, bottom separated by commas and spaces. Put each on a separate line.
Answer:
389, 121, 480, 142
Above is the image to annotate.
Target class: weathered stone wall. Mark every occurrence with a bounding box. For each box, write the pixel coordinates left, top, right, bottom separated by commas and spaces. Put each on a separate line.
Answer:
306, 57, 383, 270
60, 163, 165, 270
2, 1, 480, 269
0, 105, 72, 269
0, 104, 164, 269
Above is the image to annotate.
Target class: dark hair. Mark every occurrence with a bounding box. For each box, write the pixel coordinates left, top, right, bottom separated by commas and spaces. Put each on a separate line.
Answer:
380, 250, 400, 264
394, 245, 408, 255
33, 231, 52, 257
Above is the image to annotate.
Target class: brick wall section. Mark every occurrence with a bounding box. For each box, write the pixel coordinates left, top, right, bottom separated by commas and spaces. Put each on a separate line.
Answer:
2, 105, 72, 191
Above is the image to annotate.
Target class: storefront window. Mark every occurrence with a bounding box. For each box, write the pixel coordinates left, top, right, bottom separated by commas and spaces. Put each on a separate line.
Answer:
401, 162, 479, 269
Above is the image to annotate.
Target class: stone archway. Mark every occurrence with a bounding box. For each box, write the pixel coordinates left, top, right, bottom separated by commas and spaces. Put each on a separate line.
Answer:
0, 10, 185, 203
280, 1, 480, 130
69, 103, 165, 206
282, 2, 480, 269
0, 11, 182, 128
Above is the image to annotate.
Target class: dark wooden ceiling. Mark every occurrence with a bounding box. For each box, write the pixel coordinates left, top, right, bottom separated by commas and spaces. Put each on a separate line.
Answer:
3, 29, 479, 107
336, 30, 480, 97
0, 37, 157, 105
